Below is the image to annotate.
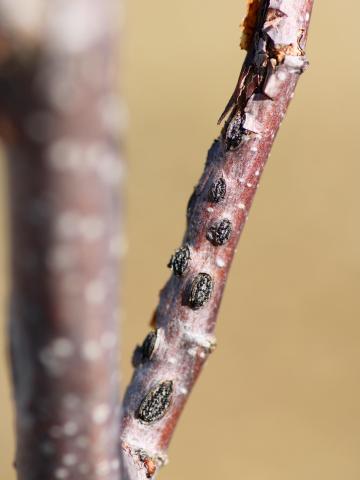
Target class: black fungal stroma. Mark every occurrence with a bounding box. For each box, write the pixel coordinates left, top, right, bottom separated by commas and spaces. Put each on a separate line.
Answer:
208, 177, 226, 203
168, 245, 191, 276
207, 218, 232, 246
188, 273, 213, 309
141, 329, 158, 361
137, 381, 173, 424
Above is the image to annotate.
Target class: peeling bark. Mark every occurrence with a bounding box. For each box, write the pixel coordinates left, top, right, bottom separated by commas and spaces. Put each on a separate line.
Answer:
120, 1, 314, 478
0, 1, 123, 479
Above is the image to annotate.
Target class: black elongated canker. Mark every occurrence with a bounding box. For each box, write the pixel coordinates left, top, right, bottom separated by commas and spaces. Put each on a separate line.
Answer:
207, 218, 232, 246
137, 381, 173, 424
188, 273, 213, 309
208, 178, 226, 203
168, 245, 191, 276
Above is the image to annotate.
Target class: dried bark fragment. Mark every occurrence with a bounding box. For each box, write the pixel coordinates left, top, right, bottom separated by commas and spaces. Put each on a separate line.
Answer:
144, 458, 156, 478
138, 452, 157, 479
240, 0, 262, 50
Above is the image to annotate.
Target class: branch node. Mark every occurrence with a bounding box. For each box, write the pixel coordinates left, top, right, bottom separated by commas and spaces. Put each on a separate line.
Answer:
122, 441, 168, 473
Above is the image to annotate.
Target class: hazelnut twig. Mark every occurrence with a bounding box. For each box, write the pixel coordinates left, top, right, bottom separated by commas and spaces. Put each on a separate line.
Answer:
120, 1, 314, 478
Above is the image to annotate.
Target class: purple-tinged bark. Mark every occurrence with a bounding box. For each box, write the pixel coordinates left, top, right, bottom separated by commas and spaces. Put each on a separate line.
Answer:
120, 1, 314, 478
0, 1, 123, 479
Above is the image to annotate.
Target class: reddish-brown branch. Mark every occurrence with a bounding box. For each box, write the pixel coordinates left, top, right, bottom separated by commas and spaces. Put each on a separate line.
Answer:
0, 1, 123, 479
120, 1, 314, 478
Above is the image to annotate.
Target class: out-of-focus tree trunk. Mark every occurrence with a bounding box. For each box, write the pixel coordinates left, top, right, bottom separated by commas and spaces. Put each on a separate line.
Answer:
0, 1, 123, 479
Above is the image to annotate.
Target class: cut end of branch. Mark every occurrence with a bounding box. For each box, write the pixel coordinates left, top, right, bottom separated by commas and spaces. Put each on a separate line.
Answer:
240, 0, 262, 51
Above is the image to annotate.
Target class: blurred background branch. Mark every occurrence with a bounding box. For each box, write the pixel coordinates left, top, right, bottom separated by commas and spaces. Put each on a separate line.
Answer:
0, 1, 123, 479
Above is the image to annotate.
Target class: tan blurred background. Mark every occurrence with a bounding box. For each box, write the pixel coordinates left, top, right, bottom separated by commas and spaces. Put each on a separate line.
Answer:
1, 0, 360, 478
